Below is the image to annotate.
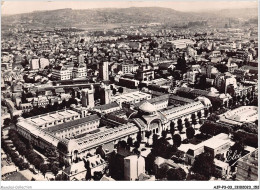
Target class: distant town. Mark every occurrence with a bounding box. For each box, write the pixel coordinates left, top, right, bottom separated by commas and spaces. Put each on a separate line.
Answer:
1, 6, 258, 182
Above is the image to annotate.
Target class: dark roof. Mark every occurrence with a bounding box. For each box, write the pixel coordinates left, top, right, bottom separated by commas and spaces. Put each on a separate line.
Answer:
176, 87, 192, 93
53, 66, 63, 71
186, 149, 194, 156
190, 89, 209, 96
169, 95, 194, 103
47, 114, 100, 133
93, 102, 120, 111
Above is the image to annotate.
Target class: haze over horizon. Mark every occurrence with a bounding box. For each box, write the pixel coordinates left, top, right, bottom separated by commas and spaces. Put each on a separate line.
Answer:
1, 1, 258, 15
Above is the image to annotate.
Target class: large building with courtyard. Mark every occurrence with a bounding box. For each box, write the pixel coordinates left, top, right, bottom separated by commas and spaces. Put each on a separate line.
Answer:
16, 95, 212, 164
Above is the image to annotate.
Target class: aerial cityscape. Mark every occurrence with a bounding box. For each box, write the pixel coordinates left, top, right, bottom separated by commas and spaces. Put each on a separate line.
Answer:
1, 1, 258, 184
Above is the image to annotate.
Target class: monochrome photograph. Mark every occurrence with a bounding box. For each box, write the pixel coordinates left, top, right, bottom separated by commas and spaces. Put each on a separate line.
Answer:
1, 0, 258, 188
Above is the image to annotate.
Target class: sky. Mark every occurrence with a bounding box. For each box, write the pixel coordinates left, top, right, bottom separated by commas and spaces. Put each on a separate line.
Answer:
1, 0, 258, 15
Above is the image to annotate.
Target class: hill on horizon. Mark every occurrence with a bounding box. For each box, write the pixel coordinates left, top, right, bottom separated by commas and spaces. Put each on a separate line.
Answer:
2, 7, 258, 28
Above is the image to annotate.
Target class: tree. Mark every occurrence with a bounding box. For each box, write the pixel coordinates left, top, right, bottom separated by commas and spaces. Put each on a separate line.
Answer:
76, 91, 81, 99
185, 120, 191, 129
197, 75, 207, 90
186, 173, 208, 181
209, 107, 213, 114
51, 165, 59, 178
176, 57, 188, 74
83, 159, 92, 180
134, 141, 140, 149
156, 163, 169, 180
233, 96, 237, 106
215, 64, 228, 73
33, 158, 42, 171
96, 146, 106, 159
174, 150, 185, 159
149, 40, 159, 50
173, 134, 182, 147
13, 157, 22, 165
67, 98, 78, 106
93, 171, 103, 181
45, 147, 58, 162
191, 152, 215, 180
170, 122, 175, 136
3, 118, 12, 127
240, 122, 258, 134
161, 130, 167, 139
186, 127, 195, 140
27, 152, 38, 163
55, 174, 64, 181
18, 144, 27, 156
39, 163, 48, 177
232, 130, 257, 148
230, 141, 245, 155
152, 134, 158, 146
177, 119, 183, 133
191, 114, 197, 127
145, 152, 156, 174
112, 89, 117, 95
200, 120, 233, 136
20, 162, 29, 170
12, 115, 20, 126
110, 85, 114, 90
118, 87, 124, 93
127, 137, 133, 146
137, 132, 142, 143
9, 129, 18, 138
118, 140, 127, 149
145, 131, 152, 143
26, 142, 33, 150
167, 168, 186, 180
192, 118, 197, 128
107, 152, 124, 180
197, 111, 202, 119
138, 83, 146, 91
207, 113, 220, 122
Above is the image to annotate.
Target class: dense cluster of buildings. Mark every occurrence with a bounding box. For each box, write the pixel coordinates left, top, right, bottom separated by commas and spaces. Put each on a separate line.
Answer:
1, 12, 258, 182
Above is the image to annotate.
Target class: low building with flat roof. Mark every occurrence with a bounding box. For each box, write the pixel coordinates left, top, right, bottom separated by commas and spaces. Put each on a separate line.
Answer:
110, 91, 152, 105
23, 109, 80, 129
185, 133, 231, 165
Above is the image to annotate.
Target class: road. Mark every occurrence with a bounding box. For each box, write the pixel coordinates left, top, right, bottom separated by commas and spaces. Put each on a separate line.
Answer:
20, 169, 48, 181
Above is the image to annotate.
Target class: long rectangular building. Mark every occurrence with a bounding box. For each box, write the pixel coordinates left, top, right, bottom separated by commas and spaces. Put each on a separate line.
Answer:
23, 109, 80, 129
110, 91, 152, 105
161, 101, 205, 121
46, 114, 100, 139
